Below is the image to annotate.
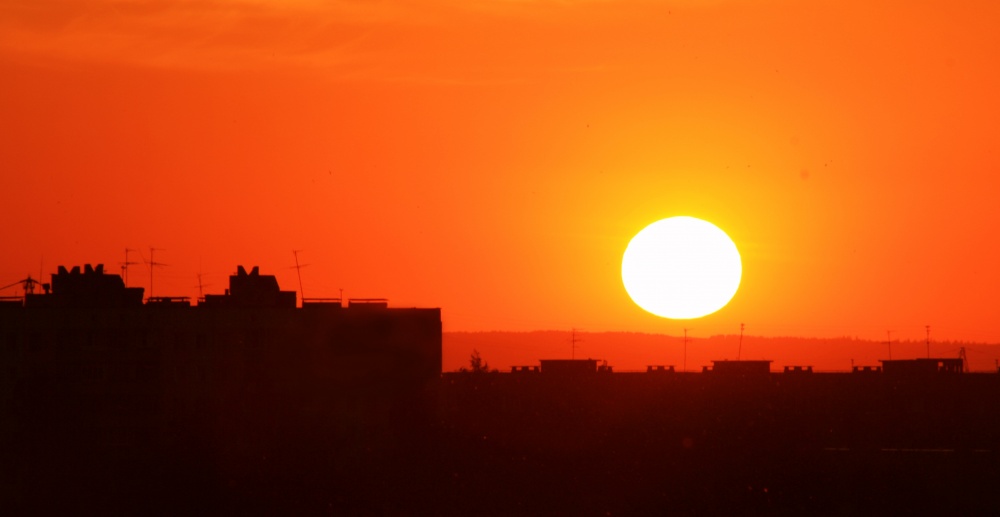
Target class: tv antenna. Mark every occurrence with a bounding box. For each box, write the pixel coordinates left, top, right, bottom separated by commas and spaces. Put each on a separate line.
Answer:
145, 247, 166, 301
194, 257, 210, 301
196, 273, 209, 300
120, 248, 138, 287
292, 250, 309, 305
925, 325, 931, 358
571, 328, 583, 359
1, 276, 43, 297
886, 330, 894, 360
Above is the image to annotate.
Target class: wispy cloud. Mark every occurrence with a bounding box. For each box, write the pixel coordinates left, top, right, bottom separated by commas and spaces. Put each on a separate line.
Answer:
0, 0, 433, 72
0, 0, 770, 83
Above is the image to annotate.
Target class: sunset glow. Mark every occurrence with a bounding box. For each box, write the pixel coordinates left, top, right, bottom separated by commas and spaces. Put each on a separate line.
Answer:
3, 0, 1000, 363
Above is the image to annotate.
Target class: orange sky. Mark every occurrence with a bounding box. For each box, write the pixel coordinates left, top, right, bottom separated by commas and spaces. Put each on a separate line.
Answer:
3, 1, 1000, 346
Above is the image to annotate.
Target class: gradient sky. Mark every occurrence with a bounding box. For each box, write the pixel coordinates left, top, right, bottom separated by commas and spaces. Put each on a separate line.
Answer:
3, 0, 999, 345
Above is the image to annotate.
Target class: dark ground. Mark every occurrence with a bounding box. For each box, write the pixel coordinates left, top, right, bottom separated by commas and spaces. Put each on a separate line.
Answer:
4, 372, 1000, 515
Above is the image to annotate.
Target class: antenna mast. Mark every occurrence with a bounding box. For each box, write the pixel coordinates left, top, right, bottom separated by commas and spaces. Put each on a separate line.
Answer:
147, 247, 166, 301
0, 276, 40, 297
121, 248, 138, 287
925, 325, 931, 359
886, 330, 893, 360
738, 323, 745, 360
571, 328, 583, 360
292, 250, 307, 305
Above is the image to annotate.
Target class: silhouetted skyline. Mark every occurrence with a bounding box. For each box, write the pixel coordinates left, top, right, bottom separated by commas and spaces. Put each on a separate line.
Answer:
4, 262, 1000, 514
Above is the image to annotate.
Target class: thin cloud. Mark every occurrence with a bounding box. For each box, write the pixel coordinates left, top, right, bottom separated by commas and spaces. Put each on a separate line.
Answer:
0, 0, 652, 83
0, 0, 429, 72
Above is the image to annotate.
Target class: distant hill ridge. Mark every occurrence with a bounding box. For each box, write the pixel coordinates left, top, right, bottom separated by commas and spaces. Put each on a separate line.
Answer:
444, 331, 1000, 373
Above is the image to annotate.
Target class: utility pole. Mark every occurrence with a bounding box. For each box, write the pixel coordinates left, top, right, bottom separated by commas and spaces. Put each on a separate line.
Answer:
571, 328, 583, 360
738, 323, 745, 360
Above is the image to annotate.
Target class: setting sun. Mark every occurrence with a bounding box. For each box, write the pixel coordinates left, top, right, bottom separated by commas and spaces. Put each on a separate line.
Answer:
622, 216, 742, 319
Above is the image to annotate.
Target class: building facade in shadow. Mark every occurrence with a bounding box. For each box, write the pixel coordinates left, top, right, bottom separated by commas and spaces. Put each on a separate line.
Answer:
0, 263, 441, 514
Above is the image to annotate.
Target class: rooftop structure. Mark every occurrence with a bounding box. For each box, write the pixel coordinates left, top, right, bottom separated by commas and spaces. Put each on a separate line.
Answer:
539, 358, 599, 376
2, 262, 442, 394
881, 358, 964, 375
201, 265, 297, 308
703, 360, 772, 375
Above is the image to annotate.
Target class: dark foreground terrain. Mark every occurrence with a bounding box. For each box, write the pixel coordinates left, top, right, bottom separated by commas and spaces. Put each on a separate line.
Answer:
4, 371, 1000, 515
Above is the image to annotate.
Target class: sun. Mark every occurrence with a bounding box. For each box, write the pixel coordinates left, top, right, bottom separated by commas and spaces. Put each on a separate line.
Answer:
622, 216, 742, 319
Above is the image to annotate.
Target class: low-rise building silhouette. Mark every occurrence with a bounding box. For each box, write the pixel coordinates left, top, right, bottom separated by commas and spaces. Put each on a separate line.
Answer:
881, 358, 964, 375
703, 359, 772, 375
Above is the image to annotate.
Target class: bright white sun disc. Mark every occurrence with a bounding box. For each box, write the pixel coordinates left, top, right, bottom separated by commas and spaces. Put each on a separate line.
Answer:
622, 216, 742, 319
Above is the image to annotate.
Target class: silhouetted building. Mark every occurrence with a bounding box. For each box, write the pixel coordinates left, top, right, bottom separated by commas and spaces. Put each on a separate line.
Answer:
703, 360, 772, 375
540, 359, 598, 376
1, 263, 442, 417
881, 358, 964, 375
347, 298, 390, 309
23, 264, 144, 308
201, 265, 296, 308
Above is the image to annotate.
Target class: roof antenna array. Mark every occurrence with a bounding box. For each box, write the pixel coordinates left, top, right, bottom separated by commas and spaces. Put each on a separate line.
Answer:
196, 273, 206, 299
292, 250, 309, 306
146, 247, 166, 301
1, 276, 42, 296
120, 248, 138, 287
